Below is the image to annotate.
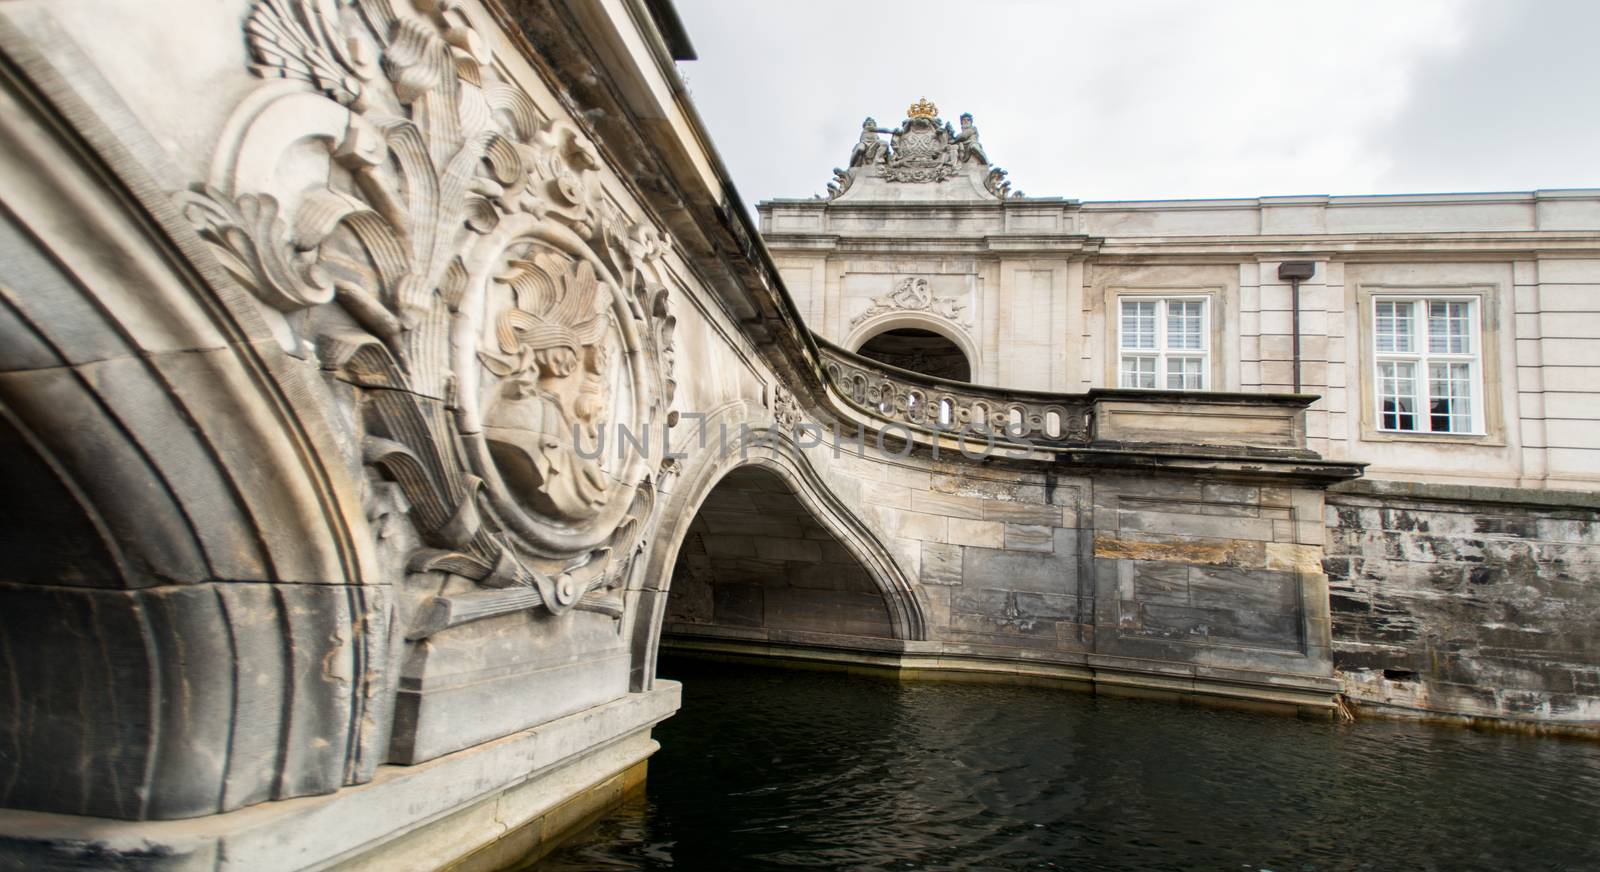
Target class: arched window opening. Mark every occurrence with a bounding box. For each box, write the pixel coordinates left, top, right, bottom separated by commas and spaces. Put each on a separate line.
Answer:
855, 327, 972, 382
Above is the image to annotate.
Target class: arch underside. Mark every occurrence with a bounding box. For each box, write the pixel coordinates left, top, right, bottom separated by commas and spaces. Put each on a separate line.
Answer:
630, 427, 926, 690
666, 466, 898, 642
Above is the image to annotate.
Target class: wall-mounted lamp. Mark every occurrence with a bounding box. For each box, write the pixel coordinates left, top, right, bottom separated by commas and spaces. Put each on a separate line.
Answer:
1277, 261, 1316, 394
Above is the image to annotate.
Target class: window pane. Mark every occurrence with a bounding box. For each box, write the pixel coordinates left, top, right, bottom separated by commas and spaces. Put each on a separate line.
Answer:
1428, 301, 1472, 354
1120, 355, 1156, 388
1165, 356, 1203, 390
1376, 300, 1413, 353
1120, 301, 1156, 350
1428, 361, 1474, 432
1378, 360, 1417, 431
1166, 300, 1204, 350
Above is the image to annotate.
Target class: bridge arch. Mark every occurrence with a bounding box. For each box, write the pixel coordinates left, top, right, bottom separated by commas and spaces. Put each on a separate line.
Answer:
629, 422, 926, 690
0, 79, 389, 820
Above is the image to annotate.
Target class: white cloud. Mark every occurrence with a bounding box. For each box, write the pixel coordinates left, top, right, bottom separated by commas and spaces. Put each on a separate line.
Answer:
672, 0, 1599, 210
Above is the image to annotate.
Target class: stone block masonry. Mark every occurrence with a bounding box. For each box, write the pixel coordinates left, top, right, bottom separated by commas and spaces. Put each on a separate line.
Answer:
1327, 480, 1600, 732
667, 441, 1348, 711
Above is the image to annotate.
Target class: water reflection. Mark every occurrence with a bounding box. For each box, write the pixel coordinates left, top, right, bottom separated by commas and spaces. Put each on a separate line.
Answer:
534, 661, 1600, 871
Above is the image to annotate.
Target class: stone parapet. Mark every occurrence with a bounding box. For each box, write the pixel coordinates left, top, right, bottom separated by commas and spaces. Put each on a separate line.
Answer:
816, 337, 1356, 468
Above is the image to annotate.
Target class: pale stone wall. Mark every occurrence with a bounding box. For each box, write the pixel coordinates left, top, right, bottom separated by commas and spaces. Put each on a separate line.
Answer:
761, 192, 1600, 490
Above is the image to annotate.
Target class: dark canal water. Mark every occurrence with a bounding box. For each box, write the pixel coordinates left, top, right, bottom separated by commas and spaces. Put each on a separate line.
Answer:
533, 661, 1600, 871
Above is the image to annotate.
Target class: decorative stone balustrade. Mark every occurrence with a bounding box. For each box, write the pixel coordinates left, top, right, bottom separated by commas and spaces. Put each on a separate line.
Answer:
816, 338, 1316, 456
818, 339, 1092, 447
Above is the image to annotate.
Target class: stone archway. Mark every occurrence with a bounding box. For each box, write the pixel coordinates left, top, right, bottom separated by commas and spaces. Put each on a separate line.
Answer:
0, 85, 388, 820
628, 429, 926, 691
665, 466, 899, 641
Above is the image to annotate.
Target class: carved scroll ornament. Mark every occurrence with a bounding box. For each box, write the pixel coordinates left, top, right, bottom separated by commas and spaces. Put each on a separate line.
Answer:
179, 0, 678, 637
850, 277, 971, 329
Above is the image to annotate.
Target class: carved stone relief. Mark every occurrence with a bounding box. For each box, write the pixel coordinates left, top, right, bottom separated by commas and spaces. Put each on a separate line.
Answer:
825, 99, 1022, 199
179, 0, 677, 640
882, 110, 956, 184
770, 383, 802, 429
850, 276, 971, 329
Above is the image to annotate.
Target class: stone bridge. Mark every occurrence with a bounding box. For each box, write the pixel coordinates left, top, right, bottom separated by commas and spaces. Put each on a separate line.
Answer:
0, 0, 1491, 868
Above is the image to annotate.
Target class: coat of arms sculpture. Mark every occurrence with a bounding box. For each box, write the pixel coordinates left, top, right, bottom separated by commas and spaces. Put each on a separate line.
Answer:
827, 98, 1020, 199
179, 0, 680, 640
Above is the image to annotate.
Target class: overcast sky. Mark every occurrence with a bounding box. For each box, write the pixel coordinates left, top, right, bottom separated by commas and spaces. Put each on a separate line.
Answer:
672, 0, 1600, 211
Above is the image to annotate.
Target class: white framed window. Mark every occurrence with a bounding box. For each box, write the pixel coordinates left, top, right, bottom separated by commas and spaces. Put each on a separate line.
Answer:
1118, 297, 1209, 390
1372, 297, 1483, 434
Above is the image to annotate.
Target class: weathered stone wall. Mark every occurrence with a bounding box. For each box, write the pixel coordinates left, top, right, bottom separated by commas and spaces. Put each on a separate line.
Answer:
1326, 480, 1600, 727
666, 438, 1342, 709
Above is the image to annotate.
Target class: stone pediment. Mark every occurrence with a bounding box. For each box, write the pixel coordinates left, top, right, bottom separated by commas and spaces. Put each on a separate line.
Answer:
825, 98, 1022, 203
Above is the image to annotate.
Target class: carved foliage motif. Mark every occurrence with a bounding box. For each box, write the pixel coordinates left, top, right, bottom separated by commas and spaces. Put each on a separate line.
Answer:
180, 0, 677, 637
851, 277, 970, 329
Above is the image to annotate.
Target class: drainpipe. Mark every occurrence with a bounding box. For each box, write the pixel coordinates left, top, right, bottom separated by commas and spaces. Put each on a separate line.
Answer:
1277, 261, 1316, 393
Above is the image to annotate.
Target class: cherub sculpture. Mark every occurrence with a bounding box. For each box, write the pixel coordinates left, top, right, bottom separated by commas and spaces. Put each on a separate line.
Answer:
952, 112, 988, 165
849, 116, 896, 167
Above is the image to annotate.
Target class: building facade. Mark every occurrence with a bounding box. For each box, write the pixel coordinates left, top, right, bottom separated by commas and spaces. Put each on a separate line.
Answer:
760, 102, 1600, 727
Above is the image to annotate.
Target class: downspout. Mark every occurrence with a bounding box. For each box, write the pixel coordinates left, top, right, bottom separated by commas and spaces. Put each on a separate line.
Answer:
1277, 261, 1316, 393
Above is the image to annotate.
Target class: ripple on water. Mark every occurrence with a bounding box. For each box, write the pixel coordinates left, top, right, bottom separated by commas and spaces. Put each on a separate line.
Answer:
532, 662, 1600, 872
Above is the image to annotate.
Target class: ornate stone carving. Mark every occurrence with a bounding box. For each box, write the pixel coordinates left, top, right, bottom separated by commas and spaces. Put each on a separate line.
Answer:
825, 166, 852, 200
985, 166, 1024, 199
848, 116, 891, 168
951, 112, 987, 165
882, 107, 957, 183
826, 100, 1022, 197
771, 384, 802, 429
850, 277, 970, 329
478, 256, 613, 521
180, 0, 676, 637
821, 344, 1091, 446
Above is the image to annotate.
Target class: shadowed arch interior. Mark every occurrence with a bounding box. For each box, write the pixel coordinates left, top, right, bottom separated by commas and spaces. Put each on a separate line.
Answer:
665, 466, 897, 641
855, 327, 972, 382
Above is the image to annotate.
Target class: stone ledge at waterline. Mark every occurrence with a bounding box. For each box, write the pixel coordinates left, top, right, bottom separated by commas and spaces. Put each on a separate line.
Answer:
661, 636, 1342, 719
0, 685, 680, 872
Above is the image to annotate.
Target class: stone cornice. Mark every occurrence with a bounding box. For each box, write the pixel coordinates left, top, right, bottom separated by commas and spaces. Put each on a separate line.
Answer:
764, 231, 1600, 260
1079, 189, 1600, 212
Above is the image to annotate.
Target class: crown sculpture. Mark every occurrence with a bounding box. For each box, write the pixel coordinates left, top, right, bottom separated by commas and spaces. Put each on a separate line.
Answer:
825, 99, 1022, 201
